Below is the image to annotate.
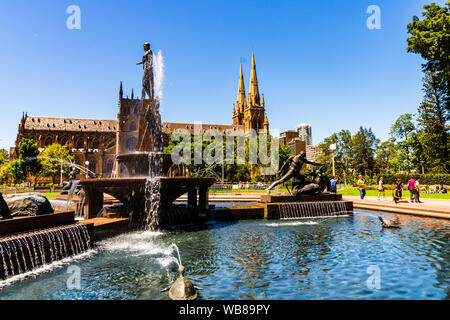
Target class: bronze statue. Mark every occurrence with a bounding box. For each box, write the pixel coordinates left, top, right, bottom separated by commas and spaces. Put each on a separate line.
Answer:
0, 192, 12, 220
61, 166, 78, 194
266, 152, 323, 194
137, 42, 154, 99
292, 166, 328, 196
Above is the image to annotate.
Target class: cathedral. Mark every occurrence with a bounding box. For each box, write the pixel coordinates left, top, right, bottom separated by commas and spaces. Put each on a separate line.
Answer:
232, 52, 269, 133
11, 52, 270, 177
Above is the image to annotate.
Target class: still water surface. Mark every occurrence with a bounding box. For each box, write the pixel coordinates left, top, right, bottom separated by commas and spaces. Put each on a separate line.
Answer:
0, 210, 448, 300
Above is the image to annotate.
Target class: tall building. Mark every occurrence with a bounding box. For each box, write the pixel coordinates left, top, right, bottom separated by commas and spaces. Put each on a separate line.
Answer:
297, 123, 312, 146
232, 52, 269, 133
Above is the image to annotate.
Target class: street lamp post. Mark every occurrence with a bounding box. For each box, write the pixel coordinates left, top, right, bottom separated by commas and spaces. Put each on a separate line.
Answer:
60, 158, 63, 186
330, 144, 337, 177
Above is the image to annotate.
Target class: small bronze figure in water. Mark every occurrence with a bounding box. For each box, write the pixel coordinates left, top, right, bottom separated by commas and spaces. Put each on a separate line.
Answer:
378, 216, 401, 228
161, 266, 203, 300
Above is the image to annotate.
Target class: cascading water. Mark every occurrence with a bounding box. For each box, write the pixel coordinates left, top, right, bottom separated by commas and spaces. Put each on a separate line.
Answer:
277, 201, 349, 219
140, 74, 165, 230
0, 224, 90, 279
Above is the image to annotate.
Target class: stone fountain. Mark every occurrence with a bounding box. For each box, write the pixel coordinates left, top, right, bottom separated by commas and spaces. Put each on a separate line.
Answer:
80, 42, 215, 230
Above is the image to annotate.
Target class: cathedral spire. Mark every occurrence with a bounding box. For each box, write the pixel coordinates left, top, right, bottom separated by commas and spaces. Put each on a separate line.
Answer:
131, 88, 134, 99
119, 81, 123, 99
236, 62, 246, 113
248, 51, 260, 106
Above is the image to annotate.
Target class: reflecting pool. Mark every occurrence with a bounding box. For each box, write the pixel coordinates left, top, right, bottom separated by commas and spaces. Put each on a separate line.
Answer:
0, 210, 448, 300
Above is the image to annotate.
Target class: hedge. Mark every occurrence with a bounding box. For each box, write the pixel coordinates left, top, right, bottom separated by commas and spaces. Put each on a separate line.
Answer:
377, 174, 450, 185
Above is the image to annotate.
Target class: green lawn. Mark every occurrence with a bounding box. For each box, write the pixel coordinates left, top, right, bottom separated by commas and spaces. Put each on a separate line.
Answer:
42, 192, 58, 199
210, 187, 290, 194
338, 189, 450, 199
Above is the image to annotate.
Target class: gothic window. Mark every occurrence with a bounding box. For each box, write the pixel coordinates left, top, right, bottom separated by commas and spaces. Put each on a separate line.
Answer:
105, 159, 114, 173
60, 138, 69, 148
91, 139, 99, 149
44, 137, 53, 146
76, 139, 85, 149
130, 122, 137, 131
126, 137, 138, 152
88, 160, 96, 174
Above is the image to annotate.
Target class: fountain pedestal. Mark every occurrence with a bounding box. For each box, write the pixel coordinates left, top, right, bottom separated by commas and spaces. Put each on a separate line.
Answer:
80, 177, 216, 227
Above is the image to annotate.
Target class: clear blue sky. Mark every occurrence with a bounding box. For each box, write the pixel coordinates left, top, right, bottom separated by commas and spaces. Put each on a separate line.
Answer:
0, 0, 445, 151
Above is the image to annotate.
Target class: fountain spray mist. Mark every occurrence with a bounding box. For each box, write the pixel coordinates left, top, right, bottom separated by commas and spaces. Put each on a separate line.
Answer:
153, 50, 164, 101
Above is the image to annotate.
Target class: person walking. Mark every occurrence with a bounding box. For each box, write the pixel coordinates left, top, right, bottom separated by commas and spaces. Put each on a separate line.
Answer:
330, 176, 338, 193
408, 177, 416, 203
377, 177, 385, 200
396, 178, 403, 198
415, 178, 422, 203
357, 175, 366, 200
393, 185, 402, 204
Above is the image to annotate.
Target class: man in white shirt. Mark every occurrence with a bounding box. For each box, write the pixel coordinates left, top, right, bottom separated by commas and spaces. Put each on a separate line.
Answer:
414, 178, 422, 203
377, 177, 385, 200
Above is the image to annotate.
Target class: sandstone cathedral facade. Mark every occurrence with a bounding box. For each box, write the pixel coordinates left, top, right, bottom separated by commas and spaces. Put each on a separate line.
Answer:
11, 53, 270, 177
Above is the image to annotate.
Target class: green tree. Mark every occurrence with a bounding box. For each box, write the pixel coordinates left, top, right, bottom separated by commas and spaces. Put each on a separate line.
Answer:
417, 71, 450, 173
39, 143, 74, 184
10, 159, 26, 182
389, 113, 421, 172
278, 145, 291, 173
0, 149, 8, 166
407, 1, 450, 112
0, 163, 12, 184
10, 138, 41, 183
375, 139, 397, 175
352, 127, 380, 177
317, 130, 353, 184
165, 131, 278, 183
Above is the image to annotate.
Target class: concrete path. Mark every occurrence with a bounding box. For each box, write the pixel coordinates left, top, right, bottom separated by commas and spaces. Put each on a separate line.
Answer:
344, 196, 450, 219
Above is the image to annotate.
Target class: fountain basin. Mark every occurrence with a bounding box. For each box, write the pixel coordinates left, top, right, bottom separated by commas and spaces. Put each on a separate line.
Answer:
79, 177, 217, 221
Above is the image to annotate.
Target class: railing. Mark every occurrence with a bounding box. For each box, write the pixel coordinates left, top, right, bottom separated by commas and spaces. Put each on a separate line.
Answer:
210, 182, 269, 192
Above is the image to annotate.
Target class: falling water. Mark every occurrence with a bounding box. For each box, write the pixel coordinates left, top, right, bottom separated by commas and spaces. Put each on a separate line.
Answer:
168, 243, 182, 267
143, 152, 164, 231
277, 201, 350, 219
66, 180, 80, 209
0, 224, 91, 279
139, 76, 165, 230
153, 50, 164, 101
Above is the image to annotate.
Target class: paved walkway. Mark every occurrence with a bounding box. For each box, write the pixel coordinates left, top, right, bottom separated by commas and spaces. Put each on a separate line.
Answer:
344, 196, 450, 219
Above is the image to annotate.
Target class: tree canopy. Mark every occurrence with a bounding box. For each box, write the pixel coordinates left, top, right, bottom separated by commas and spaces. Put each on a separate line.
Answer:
39, 143, 74, 184
407, 1, 450, 112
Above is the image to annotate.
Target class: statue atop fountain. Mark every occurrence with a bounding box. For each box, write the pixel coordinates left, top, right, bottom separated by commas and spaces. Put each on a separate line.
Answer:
137, 42, 154, 100
79, 42, 216, 230
136, 42, 163, 153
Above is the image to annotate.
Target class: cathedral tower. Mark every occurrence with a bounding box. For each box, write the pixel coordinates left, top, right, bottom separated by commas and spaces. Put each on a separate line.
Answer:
243, 51, 268, 133
233, 63, 246, 126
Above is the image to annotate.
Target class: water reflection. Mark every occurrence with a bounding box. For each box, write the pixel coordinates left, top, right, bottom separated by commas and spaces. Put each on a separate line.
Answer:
0, 210, 448, 300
